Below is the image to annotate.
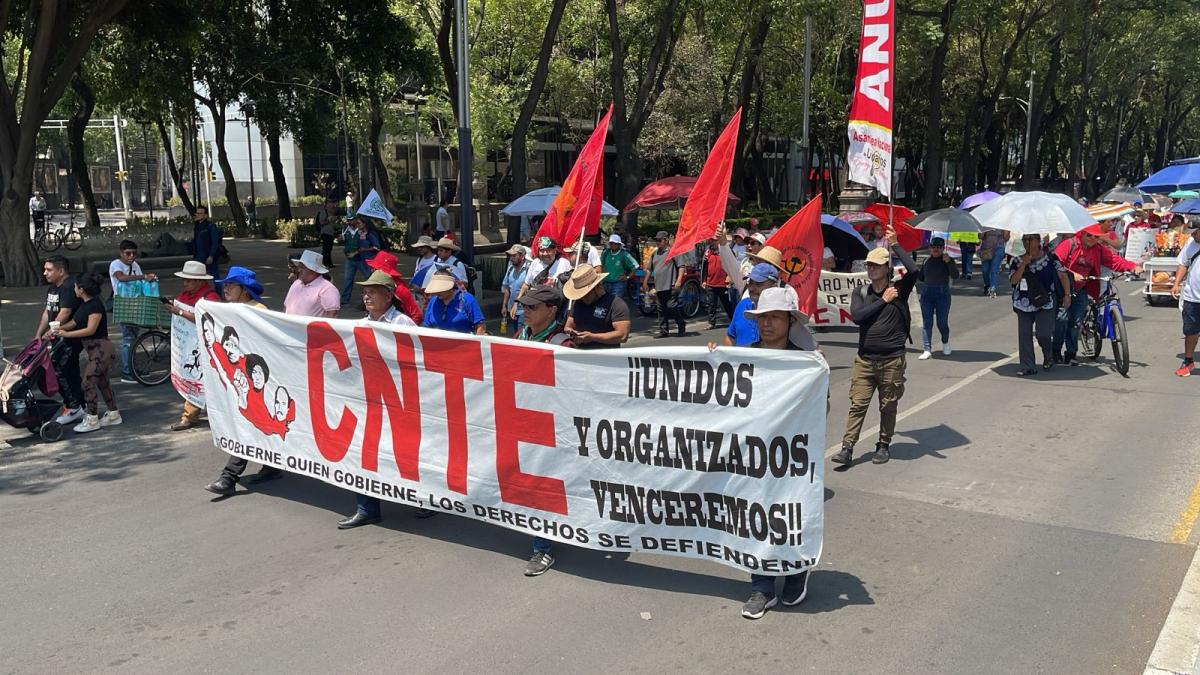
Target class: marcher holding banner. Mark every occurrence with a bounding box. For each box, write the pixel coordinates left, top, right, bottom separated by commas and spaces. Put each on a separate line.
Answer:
195, 296, 827, 579
739, 285, 819, 618
833, 242, 918, 466
169, 261, 220, 432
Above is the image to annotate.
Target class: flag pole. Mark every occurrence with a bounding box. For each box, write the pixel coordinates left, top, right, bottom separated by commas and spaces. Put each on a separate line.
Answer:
567, 226, 586, 311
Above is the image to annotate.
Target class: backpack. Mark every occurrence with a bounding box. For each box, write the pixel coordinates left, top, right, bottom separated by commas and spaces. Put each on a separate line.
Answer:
374, 228, 392, 252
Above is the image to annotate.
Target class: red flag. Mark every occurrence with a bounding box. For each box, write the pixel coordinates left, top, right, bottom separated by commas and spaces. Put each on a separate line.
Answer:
668, 109, 742, 260
534, 104, 612, 251
766, 195, 824, 316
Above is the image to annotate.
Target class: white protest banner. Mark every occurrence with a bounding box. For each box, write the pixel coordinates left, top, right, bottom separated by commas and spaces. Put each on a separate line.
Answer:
196, 301, 828, 575
357, 189, 394, 223
171, 300, 205, 407
812, 270, 870, 326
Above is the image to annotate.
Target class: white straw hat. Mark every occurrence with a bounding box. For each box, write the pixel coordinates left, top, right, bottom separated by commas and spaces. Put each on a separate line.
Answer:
744, 286, 818, 350
296, 250, 329, 275
174, 260, 213, 280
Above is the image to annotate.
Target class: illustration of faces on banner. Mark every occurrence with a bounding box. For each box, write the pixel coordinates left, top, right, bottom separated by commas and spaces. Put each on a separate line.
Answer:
201, 315, 296, 439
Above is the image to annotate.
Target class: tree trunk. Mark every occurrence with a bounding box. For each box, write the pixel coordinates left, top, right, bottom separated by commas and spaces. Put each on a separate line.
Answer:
156, 116, 194, 215
205, 99, 246, 227
1022, 35, 1061, 188
0, 163, 39, 286
67, 70, 100, 229
508, 0, 569, 245
367, 92, 392, 213
437, 0, 459, 127
922, 0, 955, 209
732, 5, 771, 200
265, 131, 292, 220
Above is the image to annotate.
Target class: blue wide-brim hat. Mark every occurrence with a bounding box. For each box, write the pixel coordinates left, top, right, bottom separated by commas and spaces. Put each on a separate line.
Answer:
216, 265, 264, 300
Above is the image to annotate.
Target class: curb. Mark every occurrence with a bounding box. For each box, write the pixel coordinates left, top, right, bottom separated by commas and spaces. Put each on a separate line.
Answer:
1145, 543, 1200, 675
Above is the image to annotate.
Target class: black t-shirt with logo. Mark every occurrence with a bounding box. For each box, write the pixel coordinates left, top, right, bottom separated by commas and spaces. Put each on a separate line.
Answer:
45, 275, 80, 324
570, 293, 630, 350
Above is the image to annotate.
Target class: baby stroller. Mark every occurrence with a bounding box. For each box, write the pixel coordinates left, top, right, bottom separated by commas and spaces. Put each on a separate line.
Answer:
0, 339, 68, 441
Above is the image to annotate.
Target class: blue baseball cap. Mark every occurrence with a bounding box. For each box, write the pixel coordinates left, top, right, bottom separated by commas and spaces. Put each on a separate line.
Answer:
747, 262, 781, 283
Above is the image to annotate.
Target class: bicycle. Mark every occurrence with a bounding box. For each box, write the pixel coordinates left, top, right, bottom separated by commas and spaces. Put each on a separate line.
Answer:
33, 220, 83, 252
1077, 275, 1130, 376
113, 295, 173, 386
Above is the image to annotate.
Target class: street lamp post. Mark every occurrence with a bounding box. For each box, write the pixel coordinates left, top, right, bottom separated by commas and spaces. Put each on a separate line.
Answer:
1024, 70, 1035, 184
227, 116, 256, 231
141, 121, 154, 223
454, 0, 475, 265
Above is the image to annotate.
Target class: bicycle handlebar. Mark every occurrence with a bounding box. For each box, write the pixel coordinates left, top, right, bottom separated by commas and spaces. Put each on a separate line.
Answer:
1080, 275, 1115, 281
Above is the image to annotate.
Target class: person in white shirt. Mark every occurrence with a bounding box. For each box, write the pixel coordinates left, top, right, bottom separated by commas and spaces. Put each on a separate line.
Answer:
29, 191, 46, 234
519, 236, 573, 299
337, 270, 437, 529
427, 237, 469, 290
822, 246, 837, 271
109, 239, 158, 383
1170, 221, 1200, 376
566, 239, 602, 268
435, 199, 450, 238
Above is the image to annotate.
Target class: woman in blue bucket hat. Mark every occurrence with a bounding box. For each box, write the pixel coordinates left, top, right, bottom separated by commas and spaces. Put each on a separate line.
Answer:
215, 266, 266, 308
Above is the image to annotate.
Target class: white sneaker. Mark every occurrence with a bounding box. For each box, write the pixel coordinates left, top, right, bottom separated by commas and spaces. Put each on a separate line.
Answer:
55, 406, 83, 425
919, 350, 932, 360
73, 414, 102, 433
99, 411, 123, 427
119, 377, 138, 385
942, 343, 952, 356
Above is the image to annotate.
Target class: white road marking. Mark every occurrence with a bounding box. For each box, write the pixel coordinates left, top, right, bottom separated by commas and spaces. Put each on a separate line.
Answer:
1144, 542, 1200, 675
824, 349, 1019, 457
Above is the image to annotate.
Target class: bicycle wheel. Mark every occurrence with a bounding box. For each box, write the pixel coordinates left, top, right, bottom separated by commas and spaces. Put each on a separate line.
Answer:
1079, 312, 1102, 360
62, 228, 82, 250
1109, 305, 1130, 375
679, 280, 703, 318
132, 330, 172, 386
36, 231, 61, 252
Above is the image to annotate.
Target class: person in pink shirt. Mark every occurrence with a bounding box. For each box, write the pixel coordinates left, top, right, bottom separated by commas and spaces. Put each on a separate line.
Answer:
284, 250, 340, 318
1052, 225, 1142, 364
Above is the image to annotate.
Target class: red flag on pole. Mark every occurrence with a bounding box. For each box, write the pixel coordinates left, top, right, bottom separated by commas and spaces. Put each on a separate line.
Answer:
534, 104, 612, 251
668, 108, 742, 260
766, 195, 824, 316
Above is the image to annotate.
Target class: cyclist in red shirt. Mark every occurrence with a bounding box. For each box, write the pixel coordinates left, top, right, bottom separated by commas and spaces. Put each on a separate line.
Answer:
1052, 225, 1142, 364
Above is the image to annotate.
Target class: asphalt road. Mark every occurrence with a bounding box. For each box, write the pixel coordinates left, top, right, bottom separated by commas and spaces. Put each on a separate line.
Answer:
2, 243, 1198, 674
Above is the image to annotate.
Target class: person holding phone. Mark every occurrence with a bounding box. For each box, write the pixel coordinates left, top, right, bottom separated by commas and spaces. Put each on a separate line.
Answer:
168, 261, 220, 431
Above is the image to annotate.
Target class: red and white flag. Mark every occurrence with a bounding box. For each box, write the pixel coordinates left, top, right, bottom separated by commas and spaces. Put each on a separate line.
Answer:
846, 0, 894, 197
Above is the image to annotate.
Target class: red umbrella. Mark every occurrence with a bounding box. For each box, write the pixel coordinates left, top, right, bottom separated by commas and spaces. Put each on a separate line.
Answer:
623, 176, 741, 212
864, 203, 922, 251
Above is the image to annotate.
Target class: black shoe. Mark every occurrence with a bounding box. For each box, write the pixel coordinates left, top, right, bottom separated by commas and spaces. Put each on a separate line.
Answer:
741, 591, 778, 619
831, 446, 853, 465
872, 443, 890, 464
677, 328, 686, 337
414, 508, 437, 519
1042, 357, 1053, 370
337, 512, 381, 529
1064, 352, 1077, 366
781, 570, 810, 606
655, 331, 669, 339
204, 476, 236, 496
243, 467, 283, 485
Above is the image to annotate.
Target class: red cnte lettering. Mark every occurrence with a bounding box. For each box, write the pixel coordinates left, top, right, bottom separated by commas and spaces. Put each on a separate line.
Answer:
422, 335, 483, 494
354, 327, 421, 479
307, 321, 357, 462
812, 307, 829, 325
490, 342, 566, 515
839, 307, 854, 324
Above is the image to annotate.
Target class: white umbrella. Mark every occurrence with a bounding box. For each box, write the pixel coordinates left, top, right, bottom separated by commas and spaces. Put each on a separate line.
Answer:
910, 208, 982, 232
968, 191, 1096, 235
499, 186, 619, 217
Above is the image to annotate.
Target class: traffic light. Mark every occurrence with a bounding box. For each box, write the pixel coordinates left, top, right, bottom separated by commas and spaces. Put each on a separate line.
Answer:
207, 169, 216, 181
114, 170, 127, 182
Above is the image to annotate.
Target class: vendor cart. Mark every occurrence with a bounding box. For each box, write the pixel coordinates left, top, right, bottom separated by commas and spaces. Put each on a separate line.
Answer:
1143, 257, 1181, 306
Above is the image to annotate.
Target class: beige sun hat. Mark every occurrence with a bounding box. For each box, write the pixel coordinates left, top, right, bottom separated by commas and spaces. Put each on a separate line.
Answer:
744, 286, 817, 350
424, 269, 458, 294
746, 245, 785, 272
562, 264, 605, 301
175, 260, 214, 280
435, 237, 460, 252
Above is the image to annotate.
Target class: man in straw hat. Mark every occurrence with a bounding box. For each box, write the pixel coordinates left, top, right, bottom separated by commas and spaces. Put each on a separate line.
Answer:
430, 236, 468, 290
422, 269, 486, 334
284, 250, 340, 318
410, 234, 439, 288
168, 261, 220, 432
736, 284, 819, 618
502, 244, 531, 336
563, 263, 631, 349
832, 239, 918, 467
336, 270, 437, 527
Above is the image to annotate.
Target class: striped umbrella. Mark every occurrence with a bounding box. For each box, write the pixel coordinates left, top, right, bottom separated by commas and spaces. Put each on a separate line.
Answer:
1087, 202, 1135, 221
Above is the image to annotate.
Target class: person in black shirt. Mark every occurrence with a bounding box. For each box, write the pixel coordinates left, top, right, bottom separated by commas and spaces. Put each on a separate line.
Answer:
47, 273, 120, 432
35, 255, 86, 424
833, 240, 918, 466
917, 237, 959, 360
562, 264, 631, 349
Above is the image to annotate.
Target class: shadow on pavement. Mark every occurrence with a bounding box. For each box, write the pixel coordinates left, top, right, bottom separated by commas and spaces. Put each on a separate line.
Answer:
888, 424, 969, 461
935, 349, 1009, 363
0, 424, 185, 495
